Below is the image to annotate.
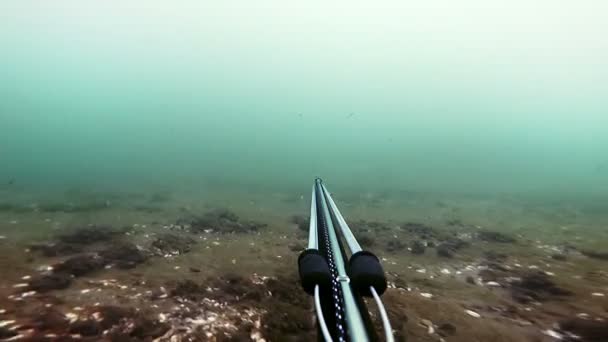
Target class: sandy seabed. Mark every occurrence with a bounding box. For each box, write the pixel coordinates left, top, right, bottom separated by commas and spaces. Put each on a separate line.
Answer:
0, 189, 607, 341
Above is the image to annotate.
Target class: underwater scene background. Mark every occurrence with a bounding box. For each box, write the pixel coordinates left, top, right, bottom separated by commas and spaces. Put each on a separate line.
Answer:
1, 1, 607, 341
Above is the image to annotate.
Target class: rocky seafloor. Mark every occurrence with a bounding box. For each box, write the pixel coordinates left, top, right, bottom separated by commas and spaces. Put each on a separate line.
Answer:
0, 193, 607, 342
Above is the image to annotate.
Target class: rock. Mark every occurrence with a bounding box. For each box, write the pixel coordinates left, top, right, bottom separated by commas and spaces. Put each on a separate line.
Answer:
483, 251, 508, 262
410, 240, 426, 255
357, 234, 375, 248
559, 317, 608, 341
128, 315, 170, 340
466, 276, 476, 285
188, 209, 267, 234
436, 244, 454, 258
401, 222, 436, 239
386, 240, 406, 252
551, 253, 568, 261
151, 233, 195, 255
58, 226, 120, 245
436, 238, 470, 257
94, 306, 135, 328
446, 219, 465, 227
510, 271, 572, 303
581, 250, 608, 261
53, 254, 106, 276
477, 230, 516, 243
440, 237, 470, 253
350, 220, 391, 234
29, 242, 83, 257
189, 267, 201, 273
288, 242, 305, 252
64, 305, 169, 340
170, 280, 205, 300
0, 327, 17, 339
98, 242, 147, 269
28, 307, 69, 330
69, 320, 102, 336
437, 322, 457, 336
28, 273, 72, 292
290, 215, 309, 232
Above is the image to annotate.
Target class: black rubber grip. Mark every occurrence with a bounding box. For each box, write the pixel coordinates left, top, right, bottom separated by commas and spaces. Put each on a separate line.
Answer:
298, 249, 332, 295
348, 250, 388, 296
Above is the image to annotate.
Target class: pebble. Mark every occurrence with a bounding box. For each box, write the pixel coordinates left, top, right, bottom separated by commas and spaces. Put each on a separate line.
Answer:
420, 319, 435, 334
591, 292, 605, 297
21, 275, 31, 280
485, 281, 501, 287
542, 329, 564, 339
80, 289, 91, 294
440, 268, 451, 275
0, 309, 5, 314
420, 293, 433, 299
212, 241, 220, 246
0, 320, 16, 327
12, 283, 28, 288
0, 235, 6, 239
9, 221, 18, 224
416, 269, 427, 274
65, 313, 78, 323
464, 309, 481, 318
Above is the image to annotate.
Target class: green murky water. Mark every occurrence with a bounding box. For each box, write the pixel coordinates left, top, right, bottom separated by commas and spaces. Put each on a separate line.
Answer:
1, 2, 608, 341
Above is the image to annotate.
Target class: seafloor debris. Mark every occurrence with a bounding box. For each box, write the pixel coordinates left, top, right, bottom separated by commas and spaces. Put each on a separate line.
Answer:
21, 243, 147, 293
28, 241, 83, 257
53, 254, 106, 276
288, 241, 305, 252
159, 271, 313, 341
477, 230, 517, 243
386, 240, 407, 252
26, 273, 72, 292
175, 208, 268, 234
580, 249, 608, 261
410, 240, 426, 255
436, 237, 469, 258
400, 222, 437, 239
57, 225, 122, 245
98, 242, 147, 269
290, 215, 309, 232
437, 322, 457, 337
29, 225, 125, 257
151, 233, 195, 256
464, 309, 481, 318
357, 233, 376, 248
559, 317, 608, 342
4, 305, 168, 340
510, 271, 573, 304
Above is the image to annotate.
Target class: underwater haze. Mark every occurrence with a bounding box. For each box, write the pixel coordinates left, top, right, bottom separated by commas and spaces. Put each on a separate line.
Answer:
2, 0, 607, 198
3, 2, 608, 342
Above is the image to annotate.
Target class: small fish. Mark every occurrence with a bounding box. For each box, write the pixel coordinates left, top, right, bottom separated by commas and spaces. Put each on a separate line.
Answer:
7, 179, 15, 186
346, 112, 355, 119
